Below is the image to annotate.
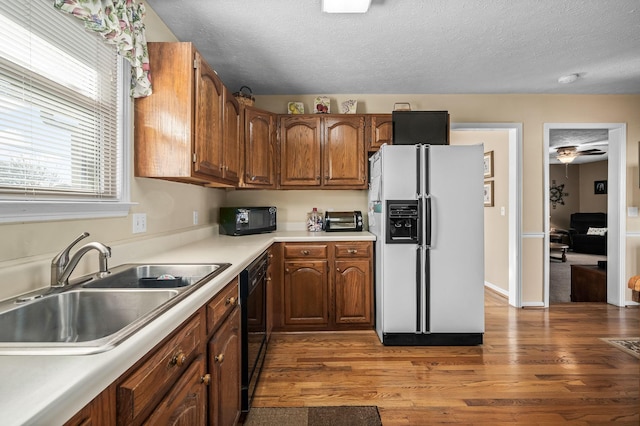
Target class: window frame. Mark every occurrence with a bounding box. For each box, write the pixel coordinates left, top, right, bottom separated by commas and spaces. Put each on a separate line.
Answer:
0, 19, 134, 224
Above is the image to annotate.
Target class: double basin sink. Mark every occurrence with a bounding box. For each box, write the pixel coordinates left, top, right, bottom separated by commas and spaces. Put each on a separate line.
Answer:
0, 263, 230, 355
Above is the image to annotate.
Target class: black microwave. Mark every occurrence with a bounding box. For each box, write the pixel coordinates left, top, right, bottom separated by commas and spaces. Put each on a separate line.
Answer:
219, 207, 277, 236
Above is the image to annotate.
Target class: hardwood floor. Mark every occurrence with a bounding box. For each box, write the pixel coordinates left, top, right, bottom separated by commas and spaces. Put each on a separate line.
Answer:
252, 290, 639, 425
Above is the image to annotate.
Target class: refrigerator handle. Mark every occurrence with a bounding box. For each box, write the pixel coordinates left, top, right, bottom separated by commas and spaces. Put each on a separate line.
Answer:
416, 245, 422, 333
425, 195, 432, 248
415, 144, 421, 197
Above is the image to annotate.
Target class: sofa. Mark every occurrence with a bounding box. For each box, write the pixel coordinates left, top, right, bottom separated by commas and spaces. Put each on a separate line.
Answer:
569, 212, 607, 255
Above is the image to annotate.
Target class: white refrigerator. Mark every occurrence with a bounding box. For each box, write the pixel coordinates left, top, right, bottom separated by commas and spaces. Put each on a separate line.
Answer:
369, 144, 485, 345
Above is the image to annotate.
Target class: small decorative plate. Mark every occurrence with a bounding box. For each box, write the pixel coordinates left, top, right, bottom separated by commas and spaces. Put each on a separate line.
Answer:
287, 102, 304, 114
314, 96, 330, 113
340, 99, 357, 114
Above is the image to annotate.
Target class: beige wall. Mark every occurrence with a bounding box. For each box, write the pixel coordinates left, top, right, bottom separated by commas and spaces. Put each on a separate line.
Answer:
255, 94, 640, 304
451, 131, 510, 293
549, 164, 580, 230
579, 161, 608, 213
549, 161, 608, 231
1, 3, 639, 305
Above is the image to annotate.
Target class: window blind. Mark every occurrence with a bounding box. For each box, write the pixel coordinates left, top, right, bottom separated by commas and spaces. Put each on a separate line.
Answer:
0, 0, 122, 201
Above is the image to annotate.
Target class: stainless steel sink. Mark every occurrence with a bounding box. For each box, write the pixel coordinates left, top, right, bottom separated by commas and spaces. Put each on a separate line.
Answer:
0, 263, 231, 355
82, 263, 229, 289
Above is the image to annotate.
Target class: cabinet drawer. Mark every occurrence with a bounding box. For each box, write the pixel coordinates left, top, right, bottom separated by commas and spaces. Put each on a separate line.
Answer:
117, 312, 203, 424
334, 242, 372, 258
284, 243, 328, 259
206, 277, 239, 335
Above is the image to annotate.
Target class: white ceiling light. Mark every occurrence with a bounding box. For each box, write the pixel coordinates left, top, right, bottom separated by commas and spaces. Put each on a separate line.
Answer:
558, 73, 580, 84
322, 0, 371, 13
556, 146, 578, 163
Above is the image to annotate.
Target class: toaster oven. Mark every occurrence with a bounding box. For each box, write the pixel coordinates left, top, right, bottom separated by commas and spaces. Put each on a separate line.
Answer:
324, 211, 363, 232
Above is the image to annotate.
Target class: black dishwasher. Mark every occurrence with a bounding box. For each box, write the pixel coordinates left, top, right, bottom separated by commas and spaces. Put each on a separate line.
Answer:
240, 250, 268, 414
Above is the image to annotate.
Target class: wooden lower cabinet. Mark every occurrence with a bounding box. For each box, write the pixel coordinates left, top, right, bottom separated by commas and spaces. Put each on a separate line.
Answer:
278, 241, 373, 331
208, 306, 241, 426
284, 260, 330, 327
67, 278, 241, 426
64, 387, 116, 426
142, 356, 208, 426
335, 259, 372, 325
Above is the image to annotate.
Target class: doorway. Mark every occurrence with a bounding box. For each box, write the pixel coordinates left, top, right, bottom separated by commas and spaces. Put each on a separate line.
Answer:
451, 123, 522, 307
544, 123, 627, 307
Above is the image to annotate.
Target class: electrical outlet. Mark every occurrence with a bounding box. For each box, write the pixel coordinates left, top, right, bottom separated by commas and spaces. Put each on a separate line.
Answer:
193, 210, 199, 225
133, 213, 147, 233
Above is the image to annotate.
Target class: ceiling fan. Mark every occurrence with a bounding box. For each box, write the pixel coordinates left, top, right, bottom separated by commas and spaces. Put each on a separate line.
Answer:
554, 145, 606, 164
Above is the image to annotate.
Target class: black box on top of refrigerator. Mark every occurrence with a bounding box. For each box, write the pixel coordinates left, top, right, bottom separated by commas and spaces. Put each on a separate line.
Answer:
392, 111, 450, 145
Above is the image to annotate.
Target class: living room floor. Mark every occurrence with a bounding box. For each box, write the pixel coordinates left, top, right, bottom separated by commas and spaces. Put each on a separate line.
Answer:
253, 290, 639, 425
549, 251, 607, 303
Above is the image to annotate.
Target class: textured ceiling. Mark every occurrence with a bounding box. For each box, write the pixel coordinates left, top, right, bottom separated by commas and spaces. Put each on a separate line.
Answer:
549, 129, 609, 164
145, 0, 640, 95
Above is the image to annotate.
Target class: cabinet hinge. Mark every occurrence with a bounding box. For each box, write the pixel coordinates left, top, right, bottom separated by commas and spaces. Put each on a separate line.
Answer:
193, 59, 198, 69
193, 153, 197, 163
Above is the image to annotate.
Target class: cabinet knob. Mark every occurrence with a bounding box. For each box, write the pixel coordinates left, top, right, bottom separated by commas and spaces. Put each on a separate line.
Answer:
336, 267, 341, 272
301, 250, 310, 255
348, 249, 358, 254
268, 253, 274, 259
250, 176, 256, 181
201, 374, 211, 385
285, 268, 290, 273
219, 164, 224, 170
171, 351, 187, 367
215, 353, 225, 363
266, 277, 272, 281
225, 296, 237, 306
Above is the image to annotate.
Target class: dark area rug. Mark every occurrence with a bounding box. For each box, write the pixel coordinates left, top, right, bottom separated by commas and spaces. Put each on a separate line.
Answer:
243, 406, 382, 426
601, 337, 640, 359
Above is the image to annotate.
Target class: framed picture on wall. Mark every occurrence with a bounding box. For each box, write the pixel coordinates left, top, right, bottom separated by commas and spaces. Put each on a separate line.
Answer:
594, 180, 607, 194
484, 181, 494, 207
483, 151, 494, 178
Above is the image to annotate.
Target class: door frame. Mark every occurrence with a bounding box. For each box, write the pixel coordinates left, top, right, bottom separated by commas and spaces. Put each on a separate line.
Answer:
543, 123, 627, 307
451, 123, 523, 307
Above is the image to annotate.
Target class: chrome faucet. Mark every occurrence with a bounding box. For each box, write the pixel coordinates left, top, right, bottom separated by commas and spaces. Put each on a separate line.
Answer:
51, 232, 111, 287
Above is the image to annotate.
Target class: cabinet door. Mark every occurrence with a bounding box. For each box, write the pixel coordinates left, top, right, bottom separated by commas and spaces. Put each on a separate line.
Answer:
368, 114, 392, 151
194, 51, 224, 179
208, 308, 241, 426
64, 388, 115, 426
323, 116, 367, 188
142, 356, 207, 426
222, 89, 241, 184
279, 116, 322, 187
244, 107, 276, 187
334, 260, 373, 325
283, 260, 329, 326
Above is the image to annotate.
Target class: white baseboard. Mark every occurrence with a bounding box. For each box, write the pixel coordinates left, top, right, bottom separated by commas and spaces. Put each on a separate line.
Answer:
484, 281, 508, 298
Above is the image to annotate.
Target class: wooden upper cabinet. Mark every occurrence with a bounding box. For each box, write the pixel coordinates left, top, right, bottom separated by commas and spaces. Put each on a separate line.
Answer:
242, 106, 276, 188
279, 116, 322, 187
134, 42, 236, 187
323, 115, 366, 188
278, 115, 366, 189
193, 52, 224, 179
221, 88, 241, 184
367, 114, 393, 151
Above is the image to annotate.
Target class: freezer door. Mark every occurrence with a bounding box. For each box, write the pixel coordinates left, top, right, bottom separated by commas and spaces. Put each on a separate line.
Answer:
376, 145, 421, 335
379, 144, 419, 200
380, 243, 419, 333
426, 145, 485, 333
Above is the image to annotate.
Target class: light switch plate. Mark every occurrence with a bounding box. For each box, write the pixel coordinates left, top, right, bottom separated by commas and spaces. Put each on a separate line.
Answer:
193, 211, 199, 225
628, 206, 638, 217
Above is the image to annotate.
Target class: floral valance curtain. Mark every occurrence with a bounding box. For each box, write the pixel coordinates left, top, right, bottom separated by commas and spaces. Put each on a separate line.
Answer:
53, 0, 152, 98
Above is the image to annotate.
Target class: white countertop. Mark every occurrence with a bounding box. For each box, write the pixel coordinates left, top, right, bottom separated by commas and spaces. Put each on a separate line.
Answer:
0, 230, 374, 426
